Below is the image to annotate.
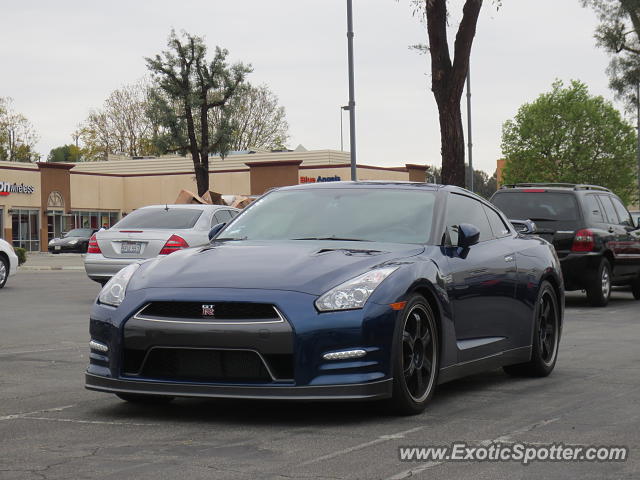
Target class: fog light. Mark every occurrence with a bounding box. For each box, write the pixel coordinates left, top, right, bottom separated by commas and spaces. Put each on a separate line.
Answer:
322, 349, 367, 361
89, 340, 109, 353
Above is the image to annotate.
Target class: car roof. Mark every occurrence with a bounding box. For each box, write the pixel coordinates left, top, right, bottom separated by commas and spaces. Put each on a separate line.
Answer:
136, 204, 237, 211
273, 180, 444, 192
497, 183, 612, 194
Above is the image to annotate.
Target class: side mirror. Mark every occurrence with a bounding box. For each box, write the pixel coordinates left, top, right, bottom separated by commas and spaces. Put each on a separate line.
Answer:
509, 219, 537, 234
208, 223, 226, 241
457, 223, 480, 248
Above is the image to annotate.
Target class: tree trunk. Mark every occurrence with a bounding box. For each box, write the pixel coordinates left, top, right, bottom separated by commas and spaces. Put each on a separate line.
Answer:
438, 99, 466, 187
425, 0, 482, 188
194, 163, 208, 197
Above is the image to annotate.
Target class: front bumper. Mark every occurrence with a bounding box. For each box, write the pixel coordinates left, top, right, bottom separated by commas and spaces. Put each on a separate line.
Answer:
48, 244, 84, 253
84, 254, 140, 281
85, 373, 392, 401
86, 287, 399, 400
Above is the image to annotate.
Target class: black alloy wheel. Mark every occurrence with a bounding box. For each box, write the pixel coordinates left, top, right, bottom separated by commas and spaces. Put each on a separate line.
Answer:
391, 295, 439, 415
504, 280, 560, 377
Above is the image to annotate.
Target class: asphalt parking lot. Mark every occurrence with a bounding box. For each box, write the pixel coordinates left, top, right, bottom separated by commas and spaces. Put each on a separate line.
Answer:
0, 270, 638, 479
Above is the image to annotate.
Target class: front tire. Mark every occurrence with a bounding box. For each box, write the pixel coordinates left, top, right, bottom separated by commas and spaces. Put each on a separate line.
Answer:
390, 295, 439, 415
504, 281, 560, 377
631, 275, 640, 300
585, 258, 611, 307
116, 393, 174, 404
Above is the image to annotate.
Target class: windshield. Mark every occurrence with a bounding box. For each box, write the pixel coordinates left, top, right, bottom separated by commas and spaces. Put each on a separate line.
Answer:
492, 192, 579, 222
64, 229, 93, 238
219, 188, 436, 244
114, 208, 203, 229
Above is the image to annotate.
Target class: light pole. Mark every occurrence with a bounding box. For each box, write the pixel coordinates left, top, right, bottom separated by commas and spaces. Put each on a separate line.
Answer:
466, 64, 473, 192
346, 0, 357, 181
637, 81, 640, 208
340, 105, 349, 151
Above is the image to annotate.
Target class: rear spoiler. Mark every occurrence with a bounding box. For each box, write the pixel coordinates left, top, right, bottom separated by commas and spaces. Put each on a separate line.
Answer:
509, 219, 537, 234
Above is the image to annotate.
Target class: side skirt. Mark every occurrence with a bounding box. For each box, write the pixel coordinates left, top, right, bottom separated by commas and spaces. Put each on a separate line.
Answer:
437, 346, 531, 385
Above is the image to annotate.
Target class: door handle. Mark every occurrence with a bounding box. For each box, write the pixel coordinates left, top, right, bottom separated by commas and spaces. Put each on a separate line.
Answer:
504, 254, 515, 263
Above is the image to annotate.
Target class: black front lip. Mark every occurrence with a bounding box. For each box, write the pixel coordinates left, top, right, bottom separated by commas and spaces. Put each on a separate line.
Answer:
85, 373, 393, 401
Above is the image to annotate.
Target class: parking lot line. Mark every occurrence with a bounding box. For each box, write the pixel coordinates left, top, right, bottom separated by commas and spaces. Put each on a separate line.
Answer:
0, 405, 76, 421
300, 426, 425, 466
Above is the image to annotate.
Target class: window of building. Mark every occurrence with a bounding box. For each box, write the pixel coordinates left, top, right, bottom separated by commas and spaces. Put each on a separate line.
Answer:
11, 209, 40, 251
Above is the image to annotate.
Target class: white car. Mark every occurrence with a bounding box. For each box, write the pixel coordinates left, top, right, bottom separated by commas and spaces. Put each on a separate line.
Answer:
84, 204, 240, 285
0, 238, 18, 289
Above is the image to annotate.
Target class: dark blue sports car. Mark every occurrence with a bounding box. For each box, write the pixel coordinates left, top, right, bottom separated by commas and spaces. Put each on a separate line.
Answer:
86, 182, 564, 414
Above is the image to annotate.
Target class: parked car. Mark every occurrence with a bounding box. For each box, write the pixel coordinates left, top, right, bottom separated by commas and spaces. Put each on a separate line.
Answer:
84, 204, 239, 285
48, 228, 98, 254
0, 238, 18, 289
86, 182, 564, 414
491, 183, 640, 306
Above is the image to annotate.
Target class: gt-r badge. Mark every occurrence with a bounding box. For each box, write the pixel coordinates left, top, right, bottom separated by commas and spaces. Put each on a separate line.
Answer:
202, 304, 215, 317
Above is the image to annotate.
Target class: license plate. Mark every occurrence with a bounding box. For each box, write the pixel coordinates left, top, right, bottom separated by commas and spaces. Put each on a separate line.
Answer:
54, 245, 61, 251
120, 242, 142, 254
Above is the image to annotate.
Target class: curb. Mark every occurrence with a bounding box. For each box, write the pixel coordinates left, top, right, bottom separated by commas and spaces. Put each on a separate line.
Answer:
19, 266, 85, 271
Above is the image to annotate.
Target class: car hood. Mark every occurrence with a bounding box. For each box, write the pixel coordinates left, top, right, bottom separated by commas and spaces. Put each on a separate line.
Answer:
130, 240, 424, 295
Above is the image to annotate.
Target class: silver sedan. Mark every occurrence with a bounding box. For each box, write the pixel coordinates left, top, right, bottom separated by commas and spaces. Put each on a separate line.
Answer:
84, 204, 239, 285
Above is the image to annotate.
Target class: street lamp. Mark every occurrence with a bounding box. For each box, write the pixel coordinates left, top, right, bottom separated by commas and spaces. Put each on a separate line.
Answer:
340, 105, 349, 151
346, 0, 357, 181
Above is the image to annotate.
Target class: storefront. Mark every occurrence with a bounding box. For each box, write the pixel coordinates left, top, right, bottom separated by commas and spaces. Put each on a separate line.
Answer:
1, 149, 428, 252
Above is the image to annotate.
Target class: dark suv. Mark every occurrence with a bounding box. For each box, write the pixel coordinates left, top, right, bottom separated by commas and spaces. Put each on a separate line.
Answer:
491, 183, 640, 306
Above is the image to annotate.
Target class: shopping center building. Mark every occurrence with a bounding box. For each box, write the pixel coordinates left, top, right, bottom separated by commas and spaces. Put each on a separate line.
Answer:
0, 148, 429, 251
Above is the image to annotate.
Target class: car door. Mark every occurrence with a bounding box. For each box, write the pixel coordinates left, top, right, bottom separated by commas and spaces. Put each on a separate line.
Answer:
608, 195, 640, 278
442, 193, 519, 362
597, 194, 637, 279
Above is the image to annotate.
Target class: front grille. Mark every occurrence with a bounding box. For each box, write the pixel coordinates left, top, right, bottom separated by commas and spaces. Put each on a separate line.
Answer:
138, 302, 280, 321
127, 348, 274, 383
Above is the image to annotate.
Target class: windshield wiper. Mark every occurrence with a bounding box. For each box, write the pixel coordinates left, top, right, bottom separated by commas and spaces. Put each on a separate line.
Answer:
525, 217, 558, 222
292, 237, 371, 242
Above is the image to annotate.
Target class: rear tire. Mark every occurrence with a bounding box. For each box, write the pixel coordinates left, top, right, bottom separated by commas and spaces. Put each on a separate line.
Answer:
116, 393, 174, 404
390, 295, 439, 415
504, 281, 560, 377
0, 255, 8, 289
585, 258, 611, 307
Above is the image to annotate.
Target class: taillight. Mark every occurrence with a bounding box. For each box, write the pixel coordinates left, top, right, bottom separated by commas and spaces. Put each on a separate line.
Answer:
571, 229, 595, 252
159, 234, 189, 255
87, 234, 101, 254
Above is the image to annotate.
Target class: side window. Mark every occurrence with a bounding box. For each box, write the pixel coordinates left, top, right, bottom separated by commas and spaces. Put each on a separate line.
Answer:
610, 196, 633, 227
584, 195, 605, 223
483, 205, 510, 238
598, 195, 619, 224
444, 193, 493, 245
228, 209, 239, 218
211, 212, 227, 227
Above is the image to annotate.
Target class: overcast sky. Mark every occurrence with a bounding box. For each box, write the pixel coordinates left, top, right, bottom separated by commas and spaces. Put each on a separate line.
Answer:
1, 0, 614, 174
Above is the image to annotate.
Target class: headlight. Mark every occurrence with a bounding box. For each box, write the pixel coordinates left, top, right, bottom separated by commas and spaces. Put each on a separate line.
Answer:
315, 266, 399, 312
68, 240, 78, 245
98, 263, 140, 307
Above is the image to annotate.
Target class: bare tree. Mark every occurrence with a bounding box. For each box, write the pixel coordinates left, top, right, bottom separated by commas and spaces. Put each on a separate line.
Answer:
211, 83, 289, 151
146, 30, 251, 195
78, 80, 156, 160
0, 97, 40, 162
